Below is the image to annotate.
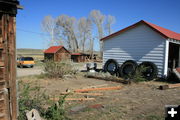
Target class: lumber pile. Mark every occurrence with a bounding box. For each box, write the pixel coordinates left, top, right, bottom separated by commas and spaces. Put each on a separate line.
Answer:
51, 85, 123, 101
159, 83, 180, 90
74, 86, 122, 93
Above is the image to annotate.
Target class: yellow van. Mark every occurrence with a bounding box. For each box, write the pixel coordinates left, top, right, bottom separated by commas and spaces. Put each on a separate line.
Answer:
17, 57, 35, 68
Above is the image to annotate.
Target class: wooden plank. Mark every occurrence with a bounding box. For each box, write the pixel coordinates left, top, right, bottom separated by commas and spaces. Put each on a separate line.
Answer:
60, 92, 103, 96
159, 83, 180, 90
74, 86, 122, 93
0, 81, 5, 86
0, 113, 5, 118
0, 44, 2, 49
0, 61, 4, 67
50, 97, 95, 101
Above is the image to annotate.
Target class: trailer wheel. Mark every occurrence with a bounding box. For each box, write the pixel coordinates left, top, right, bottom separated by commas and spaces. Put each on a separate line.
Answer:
104, 59, 119, 75
119, 60, 138, 78
138, 61, 158, 80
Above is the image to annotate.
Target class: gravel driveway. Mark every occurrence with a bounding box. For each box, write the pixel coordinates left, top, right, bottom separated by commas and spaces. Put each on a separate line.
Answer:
17, 66, 43, 77
17, 62, 103, 77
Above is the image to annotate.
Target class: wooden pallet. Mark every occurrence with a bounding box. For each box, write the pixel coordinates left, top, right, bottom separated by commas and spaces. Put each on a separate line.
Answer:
0, 44, 2, 49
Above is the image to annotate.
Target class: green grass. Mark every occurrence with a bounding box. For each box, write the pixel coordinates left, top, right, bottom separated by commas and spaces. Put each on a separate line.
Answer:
17, 48, 43, 54
17, 48, 44, 61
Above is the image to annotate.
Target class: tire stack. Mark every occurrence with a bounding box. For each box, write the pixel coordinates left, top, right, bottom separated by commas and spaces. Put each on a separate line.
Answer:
103, 59, 158, 80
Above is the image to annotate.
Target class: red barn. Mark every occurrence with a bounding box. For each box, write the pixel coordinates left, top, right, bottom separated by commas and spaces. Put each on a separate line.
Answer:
44, 46, 71, 61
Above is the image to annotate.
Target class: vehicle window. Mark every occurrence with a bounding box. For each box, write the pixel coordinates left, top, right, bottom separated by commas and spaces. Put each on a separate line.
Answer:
23, 57, 34, 61
20, 57, 24, 61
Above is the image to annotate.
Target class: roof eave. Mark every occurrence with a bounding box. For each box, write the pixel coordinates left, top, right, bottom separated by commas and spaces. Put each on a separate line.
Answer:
100, 20, 169, 41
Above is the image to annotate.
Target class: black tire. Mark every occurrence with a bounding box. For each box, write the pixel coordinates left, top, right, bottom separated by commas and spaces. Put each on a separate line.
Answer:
20, 64, 23, 68
104, 59, 119, 75
119, 60, 138, 78
137, 61, 158, 80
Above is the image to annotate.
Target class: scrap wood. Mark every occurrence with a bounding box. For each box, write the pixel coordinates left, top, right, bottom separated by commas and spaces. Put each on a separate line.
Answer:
88, 104, 104, 109
159, 83, 180, 90
60, 92, 103, 96
85, 75, 129, 84
0, 61, 4, 67
66, 98, 95, 101
50, 97, 95, 101
74, 86, 122, 93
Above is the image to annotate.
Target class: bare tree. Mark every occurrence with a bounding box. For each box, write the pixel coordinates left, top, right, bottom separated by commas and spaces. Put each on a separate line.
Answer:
42, 10, 116, 55
56, 15, 79, 52
89, 10, 105, 58
41, 15, 57, 46
105, 15, 116, 35
89, 37, 94, 60
78, 17, 92, 52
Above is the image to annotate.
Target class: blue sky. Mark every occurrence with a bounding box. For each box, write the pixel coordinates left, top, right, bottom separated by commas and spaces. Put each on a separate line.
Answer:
16, 0, 180, 50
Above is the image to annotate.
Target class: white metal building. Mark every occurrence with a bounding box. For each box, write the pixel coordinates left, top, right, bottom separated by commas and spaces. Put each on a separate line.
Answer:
101, 20, 180, 78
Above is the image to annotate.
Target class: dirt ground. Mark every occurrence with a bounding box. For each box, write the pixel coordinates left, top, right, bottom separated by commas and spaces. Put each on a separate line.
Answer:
18, 74, 180, 120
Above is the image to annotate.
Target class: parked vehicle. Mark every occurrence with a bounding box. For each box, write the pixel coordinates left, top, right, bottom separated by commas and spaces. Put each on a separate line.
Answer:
17, 57, 35, 68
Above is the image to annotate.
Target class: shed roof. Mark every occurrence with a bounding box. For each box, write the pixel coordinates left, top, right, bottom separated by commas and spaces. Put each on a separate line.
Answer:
44, 46, 69, 54
101, 20, 180, 41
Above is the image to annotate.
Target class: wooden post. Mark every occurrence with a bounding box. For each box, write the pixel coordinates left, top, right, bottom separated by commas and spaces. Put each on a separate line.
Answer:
179, 46, 180, 67
0, 1, 20, 120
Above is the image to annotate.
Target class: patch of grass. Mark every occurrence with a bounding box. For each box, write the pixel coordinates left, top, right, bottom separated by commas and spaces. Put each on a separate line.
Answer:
145, 114, 163, 120
35, 73, 48, 79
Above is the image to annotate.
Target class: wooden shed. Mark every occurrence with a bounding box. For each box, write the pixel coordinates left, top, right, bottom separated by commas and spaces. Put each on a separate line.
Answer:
44, 46, 71, 61
71, 53, 97, 62
101, 20, 180, 78
0, 0, 20, 119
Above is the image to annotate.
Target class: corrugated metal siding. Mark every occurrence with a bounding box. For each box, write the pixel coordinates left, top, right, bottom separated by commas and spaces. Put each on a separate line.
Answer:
103, 24, 166, 77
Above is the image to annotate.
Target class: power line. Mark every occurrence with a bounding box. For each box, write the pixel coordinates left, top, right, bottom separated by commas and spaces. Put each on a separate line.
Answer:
16, 27, 50, 36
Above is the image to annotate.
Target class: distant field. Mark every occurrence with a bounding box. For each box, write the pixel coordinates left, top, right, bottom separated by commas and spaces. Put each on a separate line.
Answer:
17, 48, 44, 60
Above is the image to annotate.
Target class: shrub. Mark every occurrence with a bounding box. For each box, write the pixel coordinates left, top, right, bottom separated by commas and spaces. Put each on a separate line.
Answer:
133, 66, 148, 82
44, 95, 70, 120
18, 81, 69, 120
18, 81, 47, 120
44, 60, 78, 78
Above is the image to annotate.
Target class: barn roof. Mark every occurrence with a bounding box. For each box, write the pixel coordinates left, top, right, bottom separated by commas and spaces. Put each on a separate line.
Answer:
44, 46, 69, 54
101, 20, 180, 41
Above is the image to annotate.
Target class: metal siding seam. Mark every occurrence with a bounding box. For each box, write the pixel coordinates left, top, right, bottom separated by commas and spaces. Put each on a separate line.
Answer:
164, 40, 169, 76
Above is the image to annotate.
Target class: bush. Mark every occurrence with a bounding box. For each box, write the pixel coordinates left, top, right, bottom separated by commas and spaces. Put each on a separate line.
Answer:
18, 81, 70, 120
45, 95, 70, 120
44, 60, 78, 78
132, 66, 148, 83
18, 81, 47, 120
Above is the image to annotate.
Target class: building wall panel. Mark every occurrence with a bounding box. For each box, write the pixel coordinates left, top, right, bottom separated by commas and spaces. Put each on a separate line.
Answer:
103, 24, 166, 77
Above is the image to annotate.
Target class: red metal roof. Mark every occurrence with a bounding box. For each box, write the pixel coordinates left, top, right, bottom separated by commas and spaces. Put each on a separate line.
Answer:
44, 46, 63, 53
101, 20, 180, 41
